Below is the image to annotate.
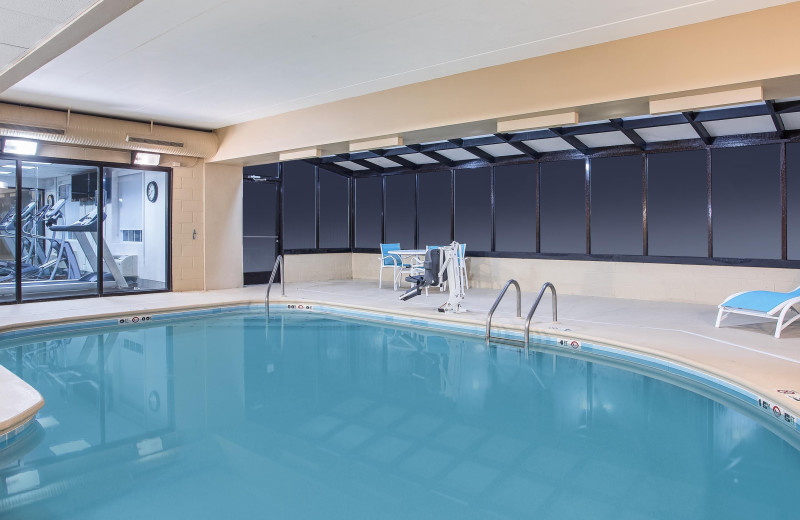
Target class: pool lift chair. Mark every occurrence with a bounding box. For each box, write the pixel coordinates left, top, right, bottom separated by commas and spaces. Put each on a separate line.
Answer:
716, 285, 800, 338
399, 241, 466, 314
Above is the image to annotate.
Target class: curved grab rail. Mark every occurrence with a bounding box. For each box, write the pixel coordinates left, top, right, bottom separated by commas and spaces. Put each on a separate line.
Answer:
265, 255, 285, 317
524, 282, 557, 353
485, 279, 522, 341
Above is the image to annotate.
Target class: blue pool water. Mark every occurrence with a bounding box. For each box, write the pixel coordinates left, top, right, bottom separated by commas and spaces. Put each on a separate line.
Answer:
1, 310, 799, 519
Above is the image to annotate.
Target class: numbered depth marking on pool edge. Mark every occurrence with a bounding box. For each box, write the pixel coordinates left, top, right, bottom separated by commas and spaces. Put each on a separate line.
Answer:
758, 397, 797, 426
286, 304, 313, 311
557, 338, 581, 350
118, 315, 152, 325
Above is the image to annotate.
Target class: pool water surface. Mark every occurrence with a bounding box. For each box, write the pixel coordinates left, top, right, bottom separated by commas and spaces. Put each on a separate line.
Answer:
1, 311, 798, 519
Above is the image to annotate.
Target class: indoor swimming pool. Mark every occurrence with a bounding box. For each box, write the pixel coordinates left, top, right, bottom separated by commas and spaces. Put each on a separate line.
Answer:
1, 309, 799, 519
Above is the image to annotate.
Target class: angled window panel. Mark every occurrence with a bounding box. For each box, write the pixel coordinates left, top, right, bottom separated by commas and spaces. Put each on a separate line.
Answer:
540, 160, 585, 254
336, 161, 368, 171
634, 124, 698, 143
712, 144, 780, 259
576, 131, 632, 148
477, 143, 524, 158
438, 148, 478, 162
590, 155, 643, 255
397, 153, 439, 165
523, 137, 574, 153
703, 116, 775, 137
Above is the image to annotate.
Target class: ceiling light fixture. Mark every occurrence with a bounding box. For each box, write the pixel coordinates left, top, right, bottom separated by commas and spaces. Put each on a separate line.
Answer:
279, 148, 321, 161
132, 152, 161, 166
3, 139, 38, 155
497, 111, 579, 133
650, 86, 764, 114
350, 136, 402, 152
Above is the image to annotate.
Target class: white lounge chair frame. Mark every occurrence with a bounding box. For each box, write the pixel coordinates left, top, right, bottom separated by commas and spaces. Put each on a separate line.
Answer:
716, 285, 800, 338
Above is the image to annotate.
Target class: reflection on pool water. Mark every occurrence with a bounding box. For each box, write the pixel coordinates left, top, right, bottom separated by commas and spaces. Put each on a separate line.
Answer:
1, 311, 799, 519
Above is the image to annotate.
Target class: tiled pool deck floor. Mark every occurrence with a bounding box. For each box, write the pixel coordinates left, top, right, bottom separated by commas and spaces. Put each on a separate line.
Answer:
2, 279, 800, 421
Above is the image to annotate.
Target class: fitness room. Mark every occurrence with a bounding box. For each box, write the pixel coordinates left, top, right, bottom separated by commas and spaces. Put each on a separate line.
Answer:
0, 143, 170, 303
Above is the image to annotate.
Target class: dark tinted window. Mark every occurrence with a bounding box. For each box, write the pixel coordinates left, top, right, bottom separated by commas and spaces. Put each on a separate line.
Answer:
319, 168, 349, 248
591, 155, 642, 255
243, 181, 278, 280
355, 176, 382, 248
454, 167, 491, 251
384, 174, 416, 248
787, 143, 800, 259
647, 150, 707, 257
282, 161, 316, 249
495, 164, 536, 252
712, 145, 780, 259
418, 171, 451, 248
243, 163, 279, 178
540, 160, 585, 254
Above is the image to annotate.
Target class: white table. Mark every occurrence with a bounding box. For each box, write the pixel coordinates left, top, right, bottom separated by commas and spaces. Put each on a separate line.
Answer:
387, 249, 426, 289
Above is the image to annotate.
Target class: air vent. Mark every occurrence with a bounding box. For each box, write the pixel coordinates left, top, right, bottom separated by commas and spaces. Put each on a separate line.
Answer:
0, 123, 66, 135
126, 135, 185, 148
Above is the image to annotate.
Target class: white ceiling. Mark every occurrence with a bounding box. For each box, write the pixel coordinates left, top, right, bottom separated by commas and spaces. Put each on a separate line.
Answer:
0, 0, 97, 73
0, 0, 794, 130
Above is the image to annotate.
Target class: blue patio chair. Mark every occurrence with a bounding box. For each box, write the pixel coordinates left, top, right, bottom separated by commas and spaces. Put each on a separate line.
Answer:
379, 243, 411, 290
716, 285, 800, 338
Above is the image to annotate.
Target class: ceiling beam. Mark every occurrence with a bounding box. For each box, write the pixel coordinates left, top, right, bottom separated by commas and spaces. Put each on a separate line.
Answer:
682, 112, 713, 145
609, 118, 647, 150
315, 161, 354, 177
550, 127, 591, 155
386, 155, 420, 170
494, 133, 541, 159
463, 146, 496, 163
765, 100, 786, 139
408, 144, 455, 167
351, 159, 385, 173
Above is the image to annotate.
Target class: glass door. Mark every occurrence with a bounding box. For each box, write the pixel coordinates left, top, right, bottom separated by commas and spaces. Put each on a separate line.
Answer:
243, 178, 279, 285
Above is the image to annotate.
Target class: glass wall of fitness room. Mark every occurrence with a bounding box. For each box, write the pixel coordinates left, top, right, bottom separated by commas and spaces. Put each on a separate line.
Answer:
0, 151, 171, 304
255, 142, 800, 269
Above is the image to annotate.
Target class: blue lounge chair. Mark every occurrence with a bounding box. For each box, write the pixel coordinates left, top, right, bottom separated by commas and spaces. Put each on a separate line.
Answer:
716, 285, 800, 338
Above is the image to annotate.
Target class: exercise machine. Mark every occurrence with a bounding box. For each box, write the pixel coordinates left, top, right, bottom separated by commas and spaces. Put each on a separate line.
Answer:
399, 242, 467, 313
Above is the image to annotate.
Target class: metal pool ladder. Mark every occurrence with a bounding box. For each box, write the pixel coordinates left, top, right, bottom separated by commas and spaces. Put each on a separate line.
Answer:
485, 279, 522, 343
265, 255, 285, 317
523, 282, 557, 354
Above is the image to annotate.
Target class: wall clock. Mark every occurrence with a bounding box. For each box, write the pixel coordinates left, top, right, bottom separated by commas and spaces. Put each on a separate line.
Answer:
146, 180, 158, 203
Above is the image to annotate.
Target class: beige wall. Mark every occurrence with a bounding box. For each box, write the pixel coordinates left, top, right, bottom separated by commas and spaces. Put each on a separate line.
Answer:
212, 3, 800, 164
284, 253, 353, 283
351, 253, 800, 306
171, 162, 205, 291
203, 163, 243, 290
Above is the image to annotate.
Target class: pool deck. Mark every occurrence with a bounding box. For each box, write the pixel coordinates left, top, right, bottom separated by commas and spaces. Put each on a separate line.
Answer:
1, 280, 800, 433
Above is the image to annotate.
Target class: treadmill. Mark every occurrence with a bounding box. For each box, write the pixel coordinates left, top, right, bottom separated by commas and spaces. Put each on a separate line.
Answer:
0, 209, 128, 298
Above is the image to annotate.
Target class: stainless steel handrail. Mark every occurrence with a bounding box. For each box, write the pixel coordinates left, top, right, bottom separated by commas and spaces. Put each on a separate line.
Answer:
524, 282, 557, 353
485, 279, 522, 341
265, 255, 285, 316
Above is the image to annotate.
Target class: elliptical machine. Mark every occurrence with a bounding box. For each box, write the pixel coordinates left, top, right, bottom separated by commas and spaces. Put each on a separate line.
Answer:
399, 241, 467, 314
